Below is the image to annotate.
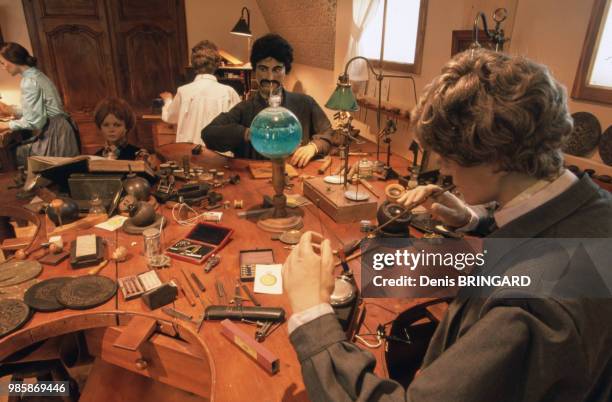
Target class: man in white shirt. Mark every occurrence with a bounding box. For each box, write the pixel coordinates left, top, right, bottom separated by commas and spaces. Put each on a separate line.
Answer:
160, 41, 240, 145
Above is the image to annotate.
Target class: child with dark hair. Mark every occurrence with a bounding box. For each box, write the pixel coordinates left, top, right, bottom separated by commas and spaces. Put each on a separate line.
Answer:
93, 98, 142, 160
0, 42, 79, 165
202, 34, 332, 167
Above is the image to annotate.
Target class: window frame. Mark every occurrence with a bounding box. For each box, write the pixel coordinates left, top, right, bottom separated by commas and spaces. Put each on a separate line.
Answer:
572, 0, 612, 104
363, 0, 428, 75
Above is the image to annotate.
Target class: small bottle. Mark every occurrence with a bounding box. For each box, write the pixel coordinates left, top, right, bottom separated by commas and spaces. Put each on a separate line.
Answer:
143, 228, 161, 267
178, 196, 189, 221
89, 194, 106, 215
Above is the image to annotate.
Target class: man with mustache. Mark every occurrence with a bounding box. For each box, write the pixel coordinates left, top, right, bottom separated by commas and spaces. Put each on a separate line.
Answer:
201, 34, 333, 167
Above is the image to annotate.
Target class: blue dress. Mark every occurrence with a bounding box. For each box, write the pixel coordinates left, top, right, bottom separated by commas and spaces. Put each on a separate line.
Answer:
10, 67, 79, 165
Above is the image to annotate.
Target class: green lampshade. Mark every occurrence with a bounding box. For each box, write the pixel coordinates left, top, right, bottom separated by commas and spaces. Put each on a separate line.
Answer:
325, 81, 358, 112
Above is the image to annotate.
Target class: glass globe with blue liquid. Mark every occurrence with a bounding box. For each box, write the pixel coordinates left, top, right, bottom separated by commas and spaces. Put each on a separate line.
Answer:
249, 90, 305, 232
250, 93, 302, 159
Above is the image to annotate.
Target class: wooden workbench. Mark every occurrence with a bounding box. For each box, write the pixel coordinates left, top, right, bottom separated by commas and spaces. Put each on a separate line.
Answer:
0, 143, 433, 401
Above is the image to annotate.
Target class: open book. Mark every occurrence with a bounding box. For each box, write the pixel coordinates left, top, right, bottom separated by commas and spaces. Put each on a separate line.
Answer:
28, 155, 155, 192
29, 155, 154, 177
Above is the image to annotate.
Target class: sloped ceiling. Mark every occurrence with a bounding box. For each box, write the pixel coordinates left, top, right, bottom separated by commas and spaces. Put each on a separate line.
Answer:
255, 0, 337, 70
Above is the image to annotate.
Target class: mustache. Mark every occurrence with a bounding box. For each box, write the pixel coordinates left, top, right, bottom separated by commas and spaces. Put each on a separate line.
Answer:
259, 80, 281, 89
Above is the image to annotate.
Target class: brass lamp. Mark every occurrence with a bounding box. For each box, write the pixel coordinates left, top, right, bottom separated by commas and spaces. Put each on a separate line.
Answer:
326, 56, 418, 181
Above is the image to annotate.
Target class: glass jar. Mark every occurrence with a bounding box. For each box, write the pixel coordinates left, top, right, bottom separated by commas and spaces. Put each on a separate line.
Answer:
142, 228, 161, 267
89, 194, 106, 215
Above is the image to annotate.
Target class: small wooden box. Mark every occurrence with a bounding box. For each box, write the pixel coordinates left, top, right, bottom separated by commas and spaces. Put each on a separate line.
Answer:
303, 177, 378, 223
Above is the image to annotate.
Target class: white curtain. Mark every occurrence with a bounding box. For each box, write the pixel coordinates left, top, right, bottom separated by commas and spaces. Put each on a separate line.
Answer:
346, 0, 381, 82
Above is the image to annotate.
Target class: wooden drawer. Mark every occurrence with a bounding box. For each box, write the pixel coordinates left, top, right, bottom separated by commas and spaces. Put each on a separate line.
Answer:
152, 121, 176, 149
85, 325, 212, 399
303, 177, 378, 223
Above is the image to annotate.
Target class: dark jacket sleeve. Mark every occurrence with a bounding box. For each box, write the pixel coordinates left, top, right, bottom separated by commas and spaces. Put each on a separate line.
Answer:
201, 103, 248, 153
290, 299, 586, 402
307, 96, 333, 156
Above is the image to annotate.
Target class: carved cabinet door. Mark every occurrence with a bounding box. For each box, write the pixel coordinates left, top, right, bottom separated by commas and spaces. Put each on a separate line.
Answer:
22, 0, 118, 115
106, 0, 188, 111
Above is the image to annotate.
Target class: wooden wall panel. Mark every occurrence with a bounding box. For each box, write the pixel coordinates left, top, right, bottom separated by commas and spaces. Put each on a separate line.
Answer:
46, 25, 113, 113
23, 0, 118, 113
118, 26, 178, 109
41, 0, 99, 17
106, 0, 188, 110
118, 0, 173, 19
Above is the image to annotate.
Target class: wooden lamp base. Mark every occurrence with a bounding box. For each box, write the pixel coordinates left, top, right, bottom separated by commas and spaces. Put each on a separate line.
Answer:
256, 209, 303, 233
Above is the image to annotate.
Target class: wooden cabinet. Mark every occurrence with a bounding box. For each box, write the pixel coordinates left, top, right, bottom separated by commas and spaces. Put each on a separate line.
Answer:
85, 324, 212, 399
22, 0, 188, 154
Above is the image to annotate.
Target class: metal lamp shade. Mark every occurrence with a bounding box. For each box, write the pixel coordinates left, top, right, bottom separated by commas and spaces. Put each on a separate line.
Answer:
325, 84, 358, 112
231, 18, 251, 36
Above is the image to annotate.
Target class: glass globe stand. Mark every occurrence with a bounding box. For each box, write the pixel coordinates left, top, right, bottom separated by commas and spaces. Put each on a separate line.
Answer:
256, 158, 303, 233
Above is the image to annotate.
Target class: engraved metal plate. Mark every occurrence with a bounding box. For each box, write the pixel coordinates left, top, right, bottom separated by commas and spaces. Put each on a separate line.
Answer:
0, 260, 43, 287
562, 112, 601, 156
24, 277, 73, 312
56, 276, 117, 310
0, 299, 31, 338
599, 125, 612, 166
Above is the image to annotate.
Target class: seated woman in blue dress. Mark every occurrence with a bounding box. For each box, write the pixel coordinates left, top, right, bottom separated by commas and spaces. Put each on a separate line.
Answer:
0, 42, 80, 166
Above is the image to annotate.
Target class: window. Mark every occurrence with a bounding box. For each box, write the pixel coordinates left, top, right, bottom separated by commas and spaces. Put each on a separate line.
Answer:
572, 0, 612, 104
588, 0, 612, 87
355, 0, 428, 74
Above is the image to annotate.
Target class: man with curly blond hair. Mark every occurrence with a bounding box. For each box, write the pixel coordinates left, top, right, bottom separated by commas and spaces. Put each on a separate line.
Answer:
160, 40, 240, 145
282, 49, 612, 402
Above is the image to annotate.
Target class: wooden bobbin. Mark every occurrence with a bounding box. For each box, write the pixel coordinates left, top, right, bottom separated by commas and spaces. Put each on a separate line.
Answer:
385, 183, 406, 203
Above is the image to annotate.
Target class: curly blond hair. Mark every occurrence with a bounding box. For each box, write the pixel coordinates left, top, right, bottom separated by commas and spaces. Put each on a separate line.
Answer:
191, 40, 220, 74
411, 48, 572, 179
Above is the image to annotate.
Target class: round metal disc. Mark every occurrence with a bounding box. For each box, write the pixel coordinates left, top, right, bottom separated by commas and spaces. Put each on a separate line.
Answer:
598, 125, 612, 166
344, 189, 369, 201
330, 278, 356, 307
562, 112, 601, 156
56, 276, 117, 310
279, 230, 302, 245
24, 277, 73, 312
0, 299, 31, 338
0, 260, 43, 288
324, 175, 345, 184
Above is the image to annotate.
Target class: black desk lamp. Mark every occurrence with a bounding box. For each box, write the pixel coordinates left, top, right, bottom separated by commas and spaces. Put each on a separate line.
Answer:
231, 7, 252, 37
231, 7, 252, 61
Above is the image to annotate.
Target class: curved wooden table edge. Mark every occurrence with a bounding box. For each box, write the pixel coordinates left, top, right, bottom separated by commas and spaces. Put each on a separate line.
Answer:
0, 309, 217, 402
0, 203, 44, 255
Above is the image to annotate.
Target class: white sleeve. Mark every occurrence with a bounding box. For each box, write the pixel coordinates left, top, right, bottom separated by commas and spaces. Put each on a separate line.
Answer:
161, 91, 181, 124
287, 303, 335, 334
